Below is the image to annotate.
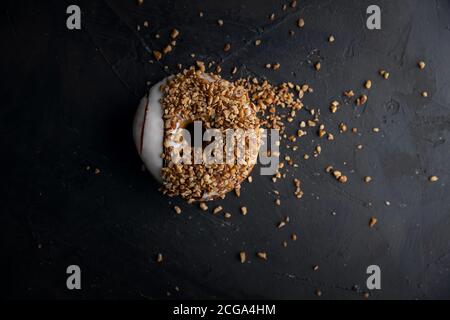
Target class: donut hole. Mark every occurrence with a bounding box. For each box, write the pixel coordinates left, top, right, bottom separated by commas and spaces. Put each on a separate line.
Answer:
183, 121, 215, 149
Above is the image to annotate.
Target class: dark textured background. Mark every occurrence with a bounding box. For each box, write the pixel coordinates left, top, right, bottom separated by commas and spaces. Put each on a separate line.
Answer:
2, 0, 450, 299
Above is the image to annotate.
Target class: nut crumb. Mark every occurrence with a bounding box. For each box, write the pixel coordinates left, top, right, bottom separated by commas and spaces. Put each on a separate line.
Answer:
314, 62, 321, 71
174, 206, 182, 214
153, 50, 162, 61
240, 206, 248, 215
199, 202, 208, 211
213, 206, 223, 214
239, 251, 246, 263
170, 28, 179, 39
429, 175, 439, 182
257, 252, 267, 260
369, 217, 378, 228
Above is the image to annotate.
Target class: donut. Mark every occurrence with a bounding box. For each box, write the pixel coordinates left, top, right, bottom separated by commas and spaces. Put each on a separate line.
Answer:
133, 68, 261, 201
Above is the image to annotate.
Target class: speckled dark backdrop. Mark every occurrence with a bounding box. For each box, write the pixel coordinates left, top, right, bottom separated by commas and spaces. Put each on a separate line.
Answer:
2, 0, 450, 299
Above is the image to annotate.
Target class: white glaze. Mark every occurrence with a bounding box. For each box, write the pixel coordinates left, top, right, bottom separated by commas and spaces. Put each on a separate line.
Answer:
132, 79, 166, 182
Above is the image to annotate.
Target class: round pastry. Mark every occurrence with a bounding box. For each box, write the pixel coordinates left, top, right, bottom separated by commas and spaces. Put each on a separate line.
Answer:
133, 68, 261, 201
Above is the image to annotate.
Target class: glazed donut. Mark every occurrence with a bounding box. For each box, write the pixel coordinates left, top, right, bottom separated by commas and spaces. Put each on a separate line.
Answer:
133, 68, 261, 201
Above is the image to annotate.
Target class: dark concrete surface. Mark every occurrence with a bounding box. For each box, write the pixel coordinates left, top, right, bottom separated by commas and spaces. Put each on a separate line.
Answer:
1, 0, 450, 299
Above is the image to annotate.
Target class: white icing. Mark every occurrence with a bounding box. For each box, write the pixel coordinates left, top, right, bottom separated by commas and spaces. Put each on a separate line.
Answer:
132, 79, 166, 182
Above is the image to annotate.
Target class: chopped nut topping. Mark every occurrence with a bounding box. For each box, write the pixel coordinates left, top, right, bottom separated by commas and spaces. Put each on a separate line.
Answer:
240, 206, 248, 215
291, 233, 297, 241
257, 252, 267, 260
163, 45, 172, 54
364, 80, 372, 89
199, 202, 208, 211
213, 206, 223, 214
369, 217, 378, 227
170, 28, 180, 39
314, 62, 321, 71
429, 175, 439, 182
379, 69, 390, 79
328, 35, 335, 43
277, 221, 286, 228
255, 39, 262, 46
156, 253, 163, 263
344, 90, 355, 98
217, 19, 224, 26
418, 61, 426, 69
356, 94, 368, 105
364, 176, 372, 183
174, 206, 182, 214
153, 50, 162, 61
239, 251, 246, 263
224, 43, 231, 52
297, 18, 305, 28
422, 91, 428, 97
224, 212, 232, 219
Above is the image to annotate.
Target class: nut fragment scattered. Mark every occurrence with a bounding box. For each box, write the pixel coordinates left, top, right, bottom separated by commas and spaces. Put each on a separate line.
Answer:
163, 45, 172, 54
356, 94, 368, 105
170, 28, 179, 39
239, 251, 246, 263
240, 206, 248, 216
153, 50, 162, 61
277, 221, 286, 229
291, 233, 297, 241
314, 62, 321, 71
379, 69, 390, 79
369, 217, 378, 228
328, 35, 335, 43
255, 39, 262, 46
156, 253, 163, 263
217, 19, 224, 26
421, 91, 428, 97
174, 206, 182, 214
418, 61, 426, 69
364, 80, 372, 89
429, 175, 439, 182
364, 176, 372, 183
199, 202, 208, 211
257, 252, 267, 260
297, 18, 305, 28
224, 43, 231, 52
213, 206, 223, 214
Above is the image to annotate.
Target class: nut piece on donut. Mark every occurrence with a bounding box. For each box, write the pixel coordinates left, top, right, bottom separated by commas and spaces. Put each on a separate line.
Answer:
133, 68, 261, 201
